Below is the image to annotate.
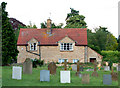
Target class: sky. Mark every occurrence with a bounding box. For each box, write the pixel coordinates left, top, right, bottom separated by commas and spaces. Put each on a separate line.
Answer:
1, 0, 119, 38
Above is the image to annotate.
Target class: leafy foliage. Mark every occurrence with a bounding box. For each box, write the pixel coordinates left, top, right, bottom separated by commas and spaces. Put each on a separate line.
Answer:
101, 51, 120, 63
40, 21, 63, 28
2, 2, 18, 65
87, 26, 118, 52
105, 33, 118, 51
32, 59, 44, 68
64, 8, 87, 28
65, 8, 79, 20
27, 21, 37, 28
117, 35, 120, 51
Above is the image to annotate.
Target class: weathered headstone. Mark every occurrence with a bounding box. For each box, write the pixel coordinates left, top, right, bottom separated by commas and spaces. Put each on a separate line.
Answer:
92, 61, 98, 77
103, 74, 112, 85
79, 66, 84, 71
104, 66, 110, 71
23, 58, 32, 74
60, 71, 70, 83
75, 60, 81, 76
86, 69, 94, 71
111, 72, 118, 81
72, 64, 77, 71
40, 70, 50, 82
48, 62, 57, 75
118, 63, 120, 71
82, 74, 89, 84
64, 59, 67, 70
12, 66, 22, 80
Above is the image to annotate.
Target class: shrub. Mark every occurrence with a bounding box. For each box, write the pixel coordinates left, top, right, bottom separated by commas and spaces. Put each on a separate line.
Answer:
101, 51, 120, 63
32, 59, 44, 68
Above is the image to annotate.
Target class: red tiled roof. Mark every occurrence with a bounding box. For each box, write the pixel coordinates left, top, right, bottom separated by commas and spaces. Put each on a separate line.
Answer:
17, 28, 87, 46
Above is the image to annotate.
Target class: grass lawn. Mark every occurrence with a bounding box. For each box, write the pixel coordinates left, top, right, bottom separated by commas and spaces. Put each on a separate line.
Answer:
2, 65, 119, 86
0, 66, 2, 87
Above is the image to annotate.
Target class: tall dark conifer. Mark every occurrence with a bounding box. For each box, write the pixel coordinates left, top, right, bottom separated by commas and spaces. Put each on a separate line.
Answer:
2, 2, 18, 65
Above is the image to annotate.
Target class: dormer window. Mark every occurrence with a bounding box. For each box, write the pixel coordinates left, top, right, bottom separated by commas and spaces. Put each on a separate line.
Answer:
60, 43, 73, 51
30, 43, 37, 51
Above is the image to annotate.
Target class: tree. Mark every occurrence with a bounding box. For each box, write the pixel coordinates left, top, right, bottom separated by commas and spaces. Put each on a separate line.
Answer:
2, 2, 18, 65
64, 8, 87, 28
87, 26, 118, 52
33, 24, 37, 28
93, 26, 110, 50
40, 21, 63, 28
26, 21, 37, 28
87, 29, 101, 54
117, 35, 120, 51
65, 8, 79, 20
105, 33, 118, 51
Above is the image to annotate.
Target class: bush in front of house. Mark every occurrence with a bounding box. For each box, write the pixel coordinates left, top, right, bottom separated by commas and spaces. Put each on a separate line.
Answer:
32, 59, 44, 68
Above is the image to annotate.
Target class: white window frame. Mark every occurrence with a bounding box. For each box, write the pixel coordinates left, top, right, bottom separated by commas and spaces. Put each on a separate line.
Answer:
60, 43, 73, 51
58, 59, 68, 63
73, 59, 79, 63
30, 43, 37, 51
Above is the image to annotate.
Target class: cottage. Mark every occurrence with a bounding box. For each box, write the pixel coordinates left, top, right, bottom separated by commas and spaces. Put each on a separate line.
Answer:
17, 19, 103, 63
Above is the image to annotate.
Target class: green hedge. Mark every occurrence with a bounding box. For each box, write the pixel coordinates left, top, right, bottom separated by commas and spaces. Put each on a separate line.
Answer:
101, 50, 120, 63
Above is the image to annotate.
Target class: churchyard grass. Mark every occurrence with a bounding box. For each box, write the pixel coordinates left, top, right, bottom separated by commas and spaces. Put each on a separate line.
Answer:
0, 66, 2, 87
2, 65, 119, 86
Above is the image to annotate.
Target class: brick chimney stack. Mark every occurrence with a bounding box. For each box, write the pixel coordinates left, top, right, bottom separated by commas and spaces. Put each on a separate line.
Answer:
47, 19, 52, 34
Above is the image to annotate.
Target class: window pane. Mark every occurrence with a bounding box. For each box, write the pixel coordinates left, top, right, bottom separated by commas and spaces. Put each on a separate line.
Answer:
60, 43, 63, 50
59, 59, 61, 63
34, 43, 36, 50
62, 59, 64, 62
67, 59, 68, 62
31, 44, 33, 50
64, 45, 66, 50
67, 43, 69, 50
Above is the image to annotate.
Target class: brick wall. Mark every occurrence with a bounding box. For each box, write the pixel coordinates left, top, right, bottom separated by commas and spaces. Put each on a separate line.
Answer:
17, 36, 102, 63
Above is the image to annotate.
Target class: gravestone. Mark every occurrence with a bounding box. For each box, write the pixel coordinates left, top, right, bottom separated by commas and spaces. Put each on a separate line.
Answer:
48, 62, 57, 75
64, 59, 67, 70
104, 66, 110, 71
60, 71, 70, 83
118, 63, 120, 71
72, 65, 77, 71
80, 66, 84, 71
23, 58, 32, 74
12, 66, 22, 80
40, 70, 50, 82
82, 74, 89, 84
92, 61, 99, 77
103, 74, 112, 85
86, 69, 94, 71
75, 60, 81, 77
111, 72, 118, 81
116, 66, 118, 71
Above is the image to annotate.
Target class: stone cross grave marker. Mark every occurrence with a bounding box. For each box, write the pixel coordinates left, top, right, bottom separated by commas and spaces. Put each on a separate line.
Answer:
12, 66, 22, 80
60, 71, 70, 83
92, 61, 98, 77
48, 62, 57, 75
72, 64, 77, 71
82, 74, 90, 84
40, 70, 50, 82
103, 74, 112, 85
23, 58, 32, 74
64, 59, 67, 70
